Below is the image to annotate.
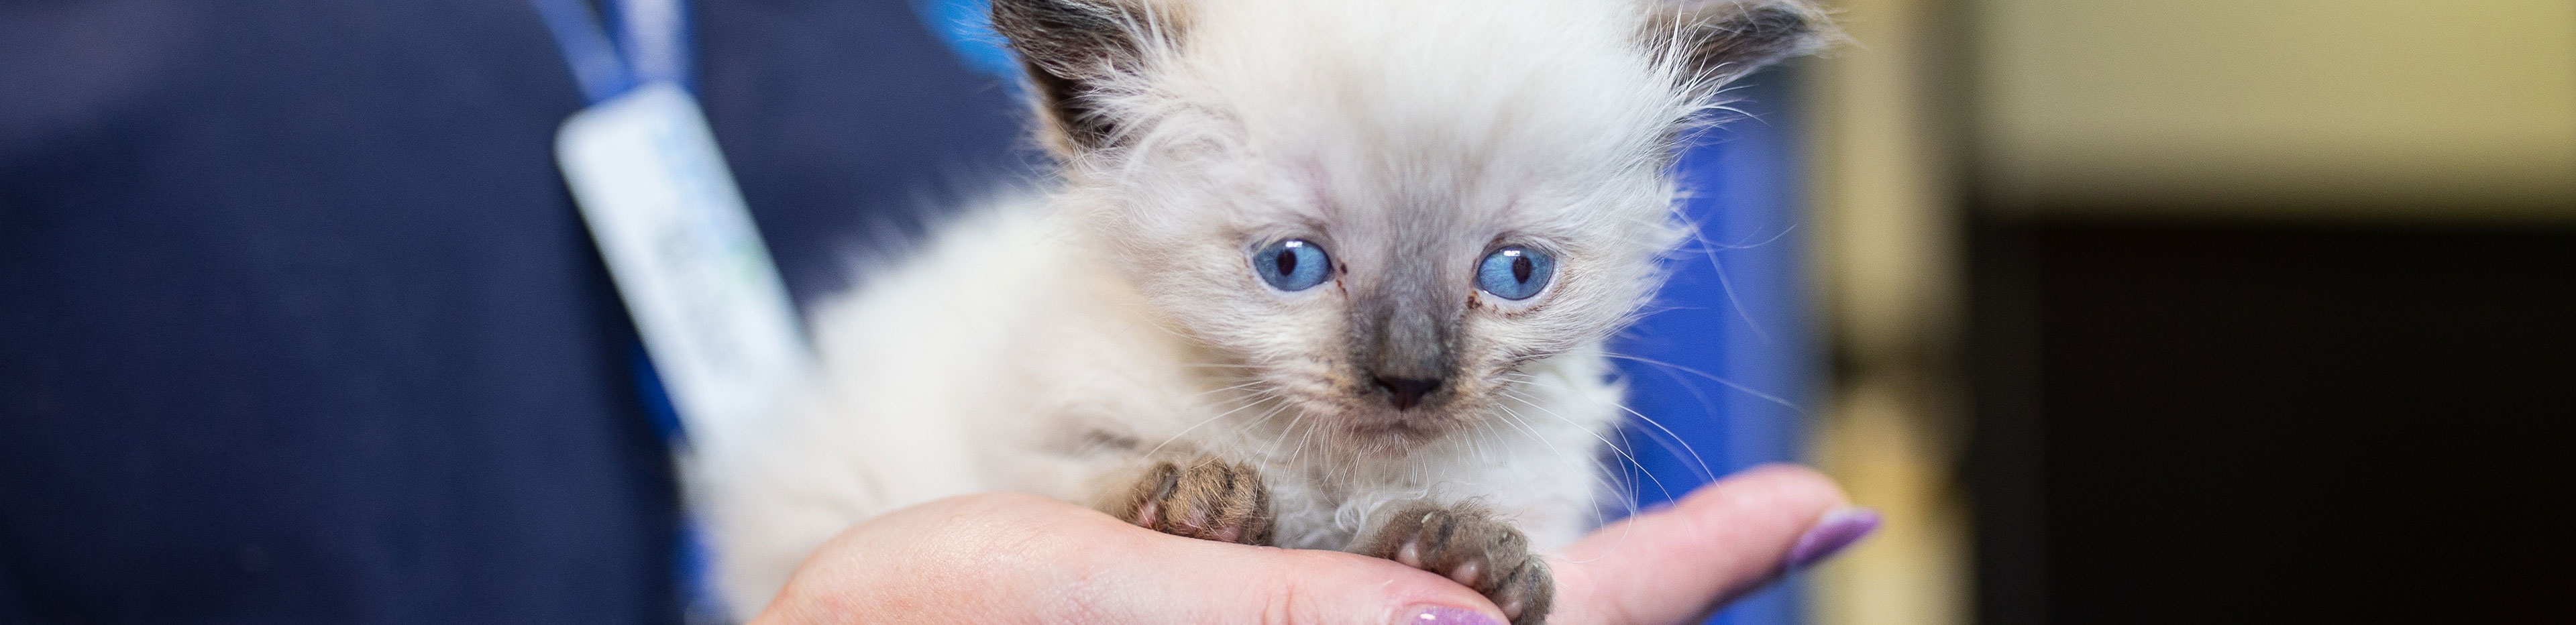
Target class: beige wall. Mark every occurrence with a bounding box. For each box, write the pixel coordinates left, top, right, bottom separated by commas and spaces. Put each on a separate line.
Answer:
1807, 0, 1975, 622
1972, 0, 2576, 220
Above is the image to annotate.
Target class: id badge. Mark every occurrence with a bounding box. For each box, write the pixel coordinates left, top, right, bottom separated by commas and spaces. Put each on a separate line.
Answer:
555, 82, 809, 449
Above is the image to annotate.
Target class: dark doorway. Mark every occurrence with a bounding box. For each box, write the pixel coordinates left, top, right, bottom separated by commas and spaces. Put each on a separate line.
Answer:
1964, 216, 2576, 624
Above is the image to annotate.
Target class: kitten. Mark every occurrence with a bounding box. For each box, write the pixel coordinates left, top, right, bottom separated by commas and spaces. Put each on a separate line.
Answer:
696, 0, 1828, 622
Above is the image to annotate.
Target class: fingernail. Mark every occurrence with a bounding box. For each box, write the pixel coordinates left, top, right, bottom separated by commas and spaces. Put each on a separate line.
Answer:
1395, 605, 1506, 625
1783, 506, 1881, 571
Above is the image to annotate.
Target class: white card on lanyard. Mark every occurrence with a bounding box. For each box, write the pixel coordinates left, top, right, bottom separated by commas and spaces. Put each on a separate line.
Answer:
555, 82, 808, 451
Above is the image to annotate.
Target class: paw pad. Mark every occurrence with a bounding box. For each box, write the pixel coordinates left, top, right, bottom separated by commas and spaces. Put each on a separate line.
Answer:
1112, 459, 1274, 545
1355, 502, 1554, 624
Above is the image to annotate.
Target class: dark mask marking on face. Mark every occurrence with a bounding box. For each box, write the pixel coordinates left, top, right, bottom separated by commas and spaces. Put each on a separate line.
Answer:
1348, 258, 1460, 412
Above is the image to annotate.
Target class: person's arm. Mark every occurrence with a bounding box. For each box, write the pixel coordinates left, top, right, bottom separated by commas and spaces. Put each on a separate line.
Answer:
753, 464, 1869, 625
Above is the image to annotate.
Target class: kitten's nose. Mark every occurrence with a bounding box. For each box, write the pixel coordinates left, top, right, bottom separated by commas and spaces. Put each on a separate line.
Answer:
1373, 375, 1442, 410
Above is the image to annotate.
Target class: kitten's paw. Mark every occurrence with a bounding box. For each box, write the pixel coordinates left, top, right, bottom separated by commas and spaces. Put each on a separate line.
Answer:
1109, 458, 1275, 545
1352, 501, 1554, 625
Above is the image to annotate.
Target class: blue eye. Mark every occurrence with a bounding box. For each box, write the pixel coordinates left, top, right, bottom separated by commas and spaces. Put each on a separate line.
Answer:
1252, 239, 1332, 291
1475, 246, 1554, 300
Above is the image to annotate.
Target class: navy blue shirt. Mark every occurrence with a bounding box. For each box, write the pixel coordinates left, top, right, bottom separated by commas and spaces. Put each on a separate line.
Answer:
0, 1, 1027, 622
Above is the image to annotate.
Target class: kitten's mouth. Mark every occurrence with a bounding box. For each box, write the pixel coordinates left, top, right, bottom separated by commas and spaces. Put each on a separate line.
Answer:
1259, 371, 1489, 449
1331, 388, 1473, 447
1337, 414, 1452, 447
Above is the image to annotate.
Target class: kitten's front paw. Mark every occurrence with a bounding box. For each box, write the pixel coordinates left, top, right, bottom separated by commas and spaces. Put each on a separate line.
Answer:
1108, 458, 1275, 545
1352, 501, 1554, 625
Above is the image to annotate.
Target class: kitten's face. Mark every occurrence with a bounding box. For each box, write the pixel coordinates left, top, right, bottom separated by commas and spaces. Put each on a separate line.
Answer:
1099, 140, 1681, 451
1000, 0, 1823, 451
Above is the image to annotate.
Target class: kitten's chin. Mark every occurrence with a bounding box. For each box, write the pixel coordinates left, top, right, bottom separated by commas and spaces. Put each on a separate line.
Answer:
1339, 420, 1445, 448
1263, 389, 1474, 453
1331, 405, 1474, 451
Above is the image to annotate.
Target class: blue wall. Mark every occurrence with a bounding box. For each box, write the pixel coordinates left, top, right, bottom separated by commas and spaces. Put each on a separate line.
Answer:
1613, 72, 1817, 625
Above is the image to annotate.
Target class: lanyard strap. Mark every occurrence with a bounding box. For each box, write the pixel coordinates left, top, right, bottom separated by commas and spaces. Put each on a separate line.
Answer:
527, 0, 691, 103
529, 1, 764, 616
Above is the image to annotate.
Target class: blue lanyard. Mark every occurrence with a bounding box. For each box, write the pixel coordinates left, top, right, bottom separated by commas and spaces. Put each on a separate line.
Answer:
527, 0, 693, 104
526, 0, 707, 450
528, 0, 727, 614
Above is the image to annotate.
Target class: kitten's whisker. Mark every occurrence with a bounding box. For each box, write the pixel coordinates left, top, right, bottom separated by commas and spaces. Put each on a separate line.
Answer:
1600, 353, 1804, 414
1497, 390, 1666, 562
1494, 392, 1630, 532
1142, 384, 1283, 458
1499, 389, 1680, 506
1672, 223, 1798, 253
1280, 402, 1326, 469
1263, 409, 1308, 461
1665, 211, 1788, 343
1509, 374, 1718, 486
1488, 404, 1586, 492
1468, 417, 1509, 469
1236, 398, 1295, 460
1597, 349, 1731, 439
1183, 379, 1269, 400
1487, 401, 1634, 533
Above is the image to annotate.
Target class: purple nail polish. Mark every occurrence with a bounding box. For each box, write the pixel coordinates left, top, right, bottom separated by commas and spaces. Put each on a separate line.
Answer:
1784, 506, 1881, 571
1396, 605, 1506, 625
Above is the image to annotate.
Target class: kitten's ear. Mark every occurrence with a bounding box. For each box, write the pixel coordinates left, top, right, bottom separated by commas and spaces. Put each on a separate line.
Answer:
989, 0, 1179, 156
1642, 0, 1837, 96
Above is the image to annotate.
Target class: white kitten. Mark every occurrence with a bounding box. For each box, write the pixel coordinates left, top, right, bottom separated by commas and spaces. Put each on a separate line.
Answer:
696, 0, 1827, 622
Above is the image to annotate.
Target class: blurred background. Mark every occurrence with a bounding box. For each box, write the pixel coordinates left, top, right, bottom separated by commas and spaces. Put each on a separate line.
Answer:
3, 0, 2567, 623
1794, 1, 2573, 624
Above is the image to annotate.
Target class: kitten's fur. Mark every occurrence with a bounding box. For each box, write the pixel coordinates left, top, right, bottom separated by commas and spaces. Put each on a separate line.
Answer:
697, 0, 1827, 622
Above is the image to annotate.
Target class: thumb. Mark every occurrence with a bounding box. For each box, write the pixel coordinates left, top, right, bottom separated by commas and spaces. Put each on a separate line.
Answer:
1548, 464, 1867, 625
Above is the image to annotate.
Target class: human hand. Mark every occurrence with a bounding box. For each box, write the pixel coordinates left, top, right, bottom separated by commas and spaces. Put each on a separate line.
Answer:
749, 463, 1874, 625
